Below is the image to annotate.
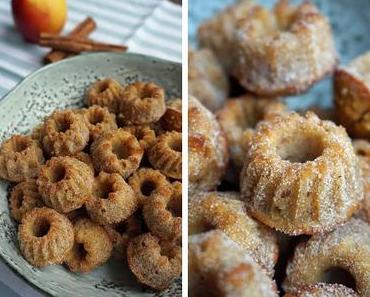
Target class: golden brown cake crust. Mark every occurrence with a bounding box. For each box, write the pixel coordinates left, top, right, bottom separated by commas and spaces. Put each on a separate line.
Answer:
241, 112, 363, 235
160, 99, 182, 132
188, 96, 228, 192
127, 233, 181, 291
18, 207, 74, 267
283, 219, 370, 296
0, 135, 44, 182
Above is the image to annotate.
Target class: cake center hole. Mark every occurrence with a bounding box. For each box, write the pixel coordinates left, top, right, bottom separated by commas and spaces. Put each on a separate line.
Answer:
112, 140, 130, 160
276, 133, 324, 163
56, 118, 71, 133
98, 82, 109, 93
97, 181, 114, 199
141, 180, 156, 196
14, 139, 29, 152
76, 243, 88, 260
33, 218, 51, 238
321, 267, 357, 291
50, 165, 66, 183
168, 199, 182, 217
169, 138, 182, 152
139, 86, 153, 99
89, 111, 105, 125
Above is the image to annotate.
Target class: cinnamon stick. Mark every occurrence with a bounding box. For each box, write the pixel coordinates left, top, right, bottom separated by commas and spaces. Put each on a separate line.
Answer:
43, 17, 97, 64
39, 34, 127, 54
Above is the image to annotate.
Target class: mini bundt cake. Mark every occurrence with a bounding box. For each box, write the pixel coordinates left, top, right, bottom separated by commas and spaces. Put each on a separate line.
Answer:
189, 48, 229, 112
121, 124, 156, 151
148, 131, 182, 179
37, 156, 94, 213
10, 179, 44, 222
65, 218, 113, 272
85, 78, 123, 114
90, 129, 143, 178
85, 172, 138, 225
127, 233, 181, 290
240, 112, 363, 235
188, 96, 228, 192
0, 135, 44, 182
353, 140, 370, 223
198, 0, 255, 72
18, 207, 74, 267
119, 81, 166, 125
217, 95, 286, 172
284, 283, 359, 297
334, 51, 370, 140
284, 219, 370, 297
160, 99, 182, 132
189, 230, 278, 297
189, 191, 278, 275
42, 110, 89, 156
233, 0, 337, 96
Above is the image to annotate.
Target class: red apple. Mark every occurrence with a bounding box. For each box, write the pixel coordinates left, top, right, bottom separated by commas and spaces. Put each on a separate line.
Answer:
12, 0, 67, 43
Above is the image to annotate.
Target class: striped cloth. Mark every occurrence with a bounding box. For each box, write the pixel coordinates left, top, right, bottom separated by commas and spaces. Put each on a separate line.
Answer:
0, 0, 182, 98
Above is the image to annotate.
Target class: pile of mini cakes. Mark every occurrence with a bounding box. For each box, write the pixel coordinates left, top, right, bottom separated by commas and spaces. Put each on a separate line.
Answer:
0, 78, 182, 291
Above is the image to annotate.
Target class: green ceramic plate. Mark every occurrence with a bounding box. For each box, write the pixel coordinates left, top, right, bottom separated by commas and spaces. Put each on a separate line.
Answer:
0, 52, 182, 297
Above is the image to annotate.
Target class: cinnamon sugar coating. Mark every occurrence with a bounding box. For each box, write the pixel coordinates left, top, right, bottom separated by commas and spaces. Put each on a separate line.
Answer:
82, 105, 117, 141
283, 219, 370, 296
189, 230, 278, 297
18, 207, 74, 267
37, 156, 94, 213
241, 112, 363, 235
10, 179, 44, 222
189, 191, 278, 275
143, 181, 182, 241
189, 48, 229, 112
217, 95, 286, 172
188, 96, 228, 192
0, 135, 44, 182
42, 110, 89, 156
148, 131, 182, 179
127, 233, 181, 290
284, 283, 359, 297
235, 1, 337, 96
65, 218, 112, 273
160, 99, 182, 132
85, 78, 123, 114
128, 168, 172, 206
90, 129, 143, 178
72, 151, 95, 175
334, 52, 370, 140
86, 172, 138, 225
121, 124, 156, 151
353, 140, 370, 223
119, 82, 166, 125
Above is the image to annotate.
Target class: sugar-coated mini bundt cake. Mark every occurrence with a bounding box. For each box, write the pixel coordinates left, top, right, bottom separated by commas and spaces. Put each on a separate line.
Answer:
189, 48, 229, 112
85, 78, 123, 114
148, 131, 182, 179
81, 105, 117, 141
241, 112, 363, 235
121, 124, 156, 151
119, 81, 166, 125
10, 179, 44, 222
127, 233, 181, 290
18, 207, 74, 267
160, 99, 182, 132
217, 95, 286, 172
189, 230, 278, 297
353, 140, 370, 223
233, 0, 337, 96
42, 110, 89, 156
284, 219, 370, 297
284, 283, 359, 297
37, 156, 94, 213
335, 52, 370, 140
72, 151, 95, 174
65, 218, 113, 273
90, 129, 143, 178
0, 135, 44, 182
198, 0, 255, 73
143, 181, 182, 241
85, 172, 138, 225
189, 191, 278, 275
188, 96, 228, 192
128, 168, 172, 206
